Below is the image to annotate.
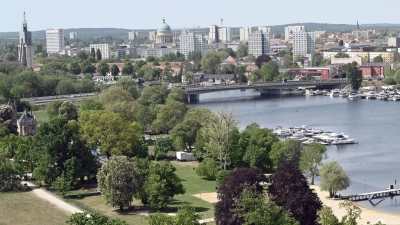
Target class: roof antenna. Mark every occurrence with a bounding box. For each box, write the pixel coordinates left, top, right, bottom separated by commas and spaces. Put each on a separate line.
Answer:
220, 17, 223, 27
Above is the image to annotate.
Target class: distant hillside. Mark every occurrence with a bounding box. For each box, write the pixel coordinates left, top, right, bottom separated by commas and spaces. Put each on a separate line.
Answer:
1, 23, 400, 39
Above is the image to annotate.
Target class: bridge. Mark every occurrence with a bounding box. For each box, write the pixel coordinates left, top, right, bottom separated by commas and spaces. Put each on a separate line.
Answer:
184, 79, 348, 102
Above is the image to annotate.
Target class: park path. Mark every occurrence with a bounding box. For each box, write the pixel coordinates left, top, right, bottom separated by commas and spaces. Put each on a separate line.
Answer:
23, 181, 83, 214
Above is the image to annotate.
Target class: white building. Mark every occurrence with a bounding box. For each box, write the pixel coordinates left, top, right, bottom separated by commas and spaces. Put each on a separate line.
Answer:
70, 32, 77, 39
209, 25, 219, 43
18, 12, 35, 68
89, 44, 111, 59
180, 30, 204, 59
46, 28, 65, 54
248, 30, 270, 57
292, 30, 315, 62
284, 25, 305, 40
128, 31, 139, 40
240, 27, 254, 42
218, 27, 232, 42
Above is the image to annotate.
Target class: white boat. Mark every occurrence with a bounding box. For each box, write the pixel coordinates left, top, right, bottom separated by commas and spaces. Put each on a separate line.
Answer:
366, 91, 377, 99
332, 138, 356, 145
348, 92, 359, 99
273, 126, 292, 137
314, 133, 349, 144
392, 95, 400, 101
339, 91, 349, 98
314, 89, 323, 95
302, 138, 318, 145
330, 89, 340, 97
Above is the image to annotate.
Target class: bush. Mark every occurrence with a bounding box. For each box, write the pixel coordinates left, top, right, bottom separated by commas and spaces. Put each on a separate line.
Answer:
196, 157, 219, 180
216, 170, 230, 186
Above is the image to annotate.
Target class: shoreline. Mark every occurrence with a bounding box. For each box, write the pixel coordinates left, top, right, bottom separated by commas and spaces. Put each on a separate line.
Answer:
311, 185, 400, 225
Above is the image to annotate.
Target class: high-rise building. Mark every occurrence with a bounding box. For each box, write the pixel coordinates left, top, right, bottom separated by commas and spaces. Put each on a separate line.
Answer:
89, 44, 111, 59
70, 32, 77, 39
18, 12, 35, 68
218, 27, 232, 42
180, 30, 204, 59
208, 25, 219, 43
248, 30, 270, 57
284, 25, 305, 40
292, 30, 315, 62
46, 28, 65, 54
240, 27, 254, 41
128, 31, 139, 40
388, 37, 400, 48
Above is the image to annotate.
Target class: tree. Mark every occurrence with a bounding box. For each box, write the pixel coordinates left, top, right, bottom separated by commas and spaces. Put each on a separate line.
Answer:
0, 105, 17, 135
261, 61, 279, 81
80, 60, 96, 74
96, 49, 102, 61
81, 99, 104, 111
46, 100, 63, 119
373, 55, 384, 63
170, 119, 201, 151
201, 51, 221, 74
313, 52, 324, 67
121, 61, 134, 75
58, 101, 78, 121
269, 163, 322, 225
234, 185, 299, 225
151, 100, 187, 133
196, 157, 219, 180
0, 154, 27, 192
335, 52, 350, 58
201, 109, 239, 170
76, 51, 88, 60
56, 79, 75, 95
346, 61, 363, 91
67, 212, 128, 225
188, 51, 203, 62
339, 40, 344, 47
236, 44, 248, 57
97, 156, 139, 210
174, 204, 204, 225
154, 137, 175, 160
255, 54, 271, 68
294, 55, 305, 64
110, 64, 120, 78
300, 142, 328, 185
145, 162, 185, 209
3, 53, 16, 61
270, 139, 303, 168
0, 134, 24, 158
148, 213, 174, 225
339, 201, 362, 225
215, 168, 267, 225
182, 70, 194, 84
222, 48, 236, 57
97, 61, 110, 76
69, 61, 81, 75
135, 60, 146, 71
90, 48, 96, 59
234, 65, 247, 83
317, 206, 340, 225
320, 161, 350, 198
216, 170, 230, 187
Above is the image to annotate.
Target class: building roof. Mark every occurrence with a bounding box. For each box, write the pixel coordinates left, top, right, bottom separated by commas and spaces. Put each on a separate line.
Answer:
224, 56, 237, 64
158, 18, 171, 31
18, 110, 36, 123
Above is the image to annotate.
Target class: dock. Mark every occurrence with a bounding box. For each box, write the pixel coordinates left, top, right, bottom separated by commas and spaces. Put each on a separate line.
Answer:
341, 189, 400, 202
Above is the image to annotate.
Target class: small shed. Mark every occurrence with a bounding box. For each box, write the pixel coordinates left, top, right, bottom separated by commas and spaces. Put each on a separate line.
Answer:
176, 151, 197, 161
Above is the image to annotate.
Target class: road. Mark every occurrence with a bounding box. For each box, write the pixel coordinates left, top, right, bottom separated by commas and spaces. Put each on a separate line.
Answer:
21, 93, 96, 105
23, 181, 82, 214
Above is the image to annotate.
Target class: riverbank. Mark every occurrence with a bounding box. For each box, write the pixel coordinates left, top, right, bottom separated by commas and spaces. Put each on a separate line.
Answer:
311, 185, 400, 224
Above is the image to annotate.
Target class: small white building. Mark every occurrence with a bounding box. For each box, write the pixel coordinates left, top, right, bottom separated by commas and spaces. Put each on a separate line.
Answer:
89, 44, 111, 59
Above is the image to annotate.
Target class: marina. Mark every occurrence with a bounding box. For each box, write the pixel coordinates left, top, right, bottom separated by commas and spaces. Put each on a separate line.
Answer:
273, 125, 357, 145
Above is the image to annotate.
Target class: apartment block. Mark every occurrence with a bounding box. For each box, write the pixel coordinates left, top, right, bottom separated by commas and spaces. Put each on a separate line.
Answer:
292, 30, 315, 62
240, 27, 254, 42
89, 44, 111, 59
46, 28, 65, 54
248, 30, 270, 57
180, 30, 204, 59
388, 37, 400, 48
284, 25, 305, 40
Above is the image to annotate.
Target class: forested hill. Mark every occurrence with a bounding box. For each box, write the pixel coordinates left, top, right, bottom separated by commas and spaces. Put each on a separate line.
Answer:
1, 23, 400, 39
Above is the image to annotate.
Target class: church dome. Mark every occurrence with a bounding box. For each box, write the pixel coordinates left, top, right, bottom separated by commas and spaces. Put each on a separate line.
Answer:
158, 19, 171, 31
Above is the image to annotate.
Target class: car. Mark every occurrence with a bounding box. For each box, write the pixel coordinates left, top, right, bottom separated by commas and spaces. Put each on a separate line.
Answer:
69, 95, 75, 98
378, 77, 383, 81
205, 83, 214, 87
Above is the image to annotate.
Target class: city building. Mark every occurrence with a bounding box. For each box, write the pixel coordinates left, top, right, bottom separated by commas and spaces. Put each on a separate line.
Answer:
323, 51, 397, 63
240, 27, 254, 42
270, 45, 289, 53
8, 99, 37, 136
89, 44, 111, 59
70, 32, 77, 39
352, 30, 374, 39
248, 29, 270, 57
218, 27, 232, 42
284, 25, 305, 40
359, 63, 385, 78
154, 19, 177, 48
180, 30, 204, 59
148, 31, 156, 41
18, 12, 35, 68
46, 28, 65, 54
208, 25, 219, 43
292, 30, 315, 62
314, 30, 327, 38
388, 37, 400, 48
128, 31, 139, 40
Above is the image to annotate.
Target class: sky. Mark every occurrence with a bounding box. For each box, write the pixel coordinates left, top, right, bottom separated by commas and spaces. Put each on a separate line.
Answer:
1, 0, 400, 32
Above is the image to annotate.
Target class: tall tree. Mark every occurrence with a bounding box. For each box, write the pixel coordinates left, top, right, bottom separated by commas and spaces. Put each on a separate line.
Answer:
97, 156, 140, 210
334, 52, 350, 58
261, 61, 279, 81
215, 168, 267, 225
58, 101, 78, 121
269, 163, 322, 225
187, 51, 203, 62
236, 44, 248, 57
320, 161, 350, 198
255, 54, 271, 68
346, 61, 363, 91
96, 49, 102, 61
153, 137, 175, 160
80, 60, 96, 74
201, 51, 222, 74
300, 143, 328, 185
121, 60, 134, 75
90, 48, 95, 59
270, 139, 303, 168
196, 157, 219, 180
97, 61, 110, 76
110, 64, 120, 79
69, 61, 81, 75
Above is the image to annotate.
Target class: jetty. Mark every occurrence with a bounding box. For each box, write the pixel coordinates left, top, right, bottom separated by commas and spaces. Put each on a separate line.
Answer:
341, 188, 400, 202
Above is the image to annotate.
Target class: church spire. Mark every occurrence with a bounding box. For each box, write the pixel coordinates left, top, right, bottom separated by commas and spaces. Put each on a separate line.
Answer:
22, 12, 28, 32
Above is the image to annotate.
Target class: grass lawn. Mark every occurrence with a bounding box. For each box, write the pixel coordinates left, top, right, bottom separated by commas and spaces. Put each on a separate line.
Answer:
33, 110, 49, 124
0, 191, 70, 225
73, 161, 217, 225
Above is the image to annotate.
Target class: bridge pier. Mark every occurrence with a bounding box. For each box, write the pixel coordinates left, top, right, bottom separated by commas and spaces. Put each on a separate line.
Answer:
260, 88, 283, 96
188, 94, 199, 103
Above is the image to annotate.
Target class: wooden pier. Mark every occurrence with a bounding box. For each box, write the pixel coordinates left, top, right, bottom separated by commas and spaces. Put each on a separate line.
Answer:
341, 189, 400, 202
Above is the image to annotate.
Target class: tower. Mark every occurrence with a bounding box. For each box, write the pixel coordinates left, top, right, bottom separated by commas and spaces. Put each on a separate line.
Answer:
18, 12, 35, 68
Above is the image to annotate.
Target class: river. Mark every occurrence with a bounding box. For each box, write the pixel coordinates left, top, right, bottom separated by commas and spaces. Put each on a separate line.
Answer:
193, 89, 400, 214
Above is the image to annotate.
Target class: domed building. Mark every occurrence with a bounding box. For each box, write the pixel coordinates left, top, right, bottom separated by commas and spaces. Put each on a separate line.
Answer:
153, 18, 177, 48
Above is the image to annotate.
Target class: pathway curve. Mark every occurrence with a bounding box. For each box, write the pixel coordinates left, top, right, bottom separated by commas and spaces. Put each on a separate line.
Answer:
23, 181, 82, 214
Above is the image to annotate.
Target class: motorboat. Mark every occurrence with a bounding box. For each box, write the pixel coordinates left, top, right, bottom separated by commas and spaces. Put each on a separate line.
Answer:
331, 138, 356, 145
339, 91, 349, 98
273, 126, 292, 137
366, 91, 377, 99
392, 95, 400, 101
330, 89, 340, 97
314, 133, 349, 144
359, 94, 366, 99
348, 92, 359, 99
313, 89, 323, 95
302, 138, 318, 145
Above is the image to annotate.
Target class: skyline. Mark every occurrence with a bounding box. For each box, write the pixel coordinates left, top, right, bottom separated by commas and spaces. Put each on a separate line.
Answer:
1, 0, 400, 32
